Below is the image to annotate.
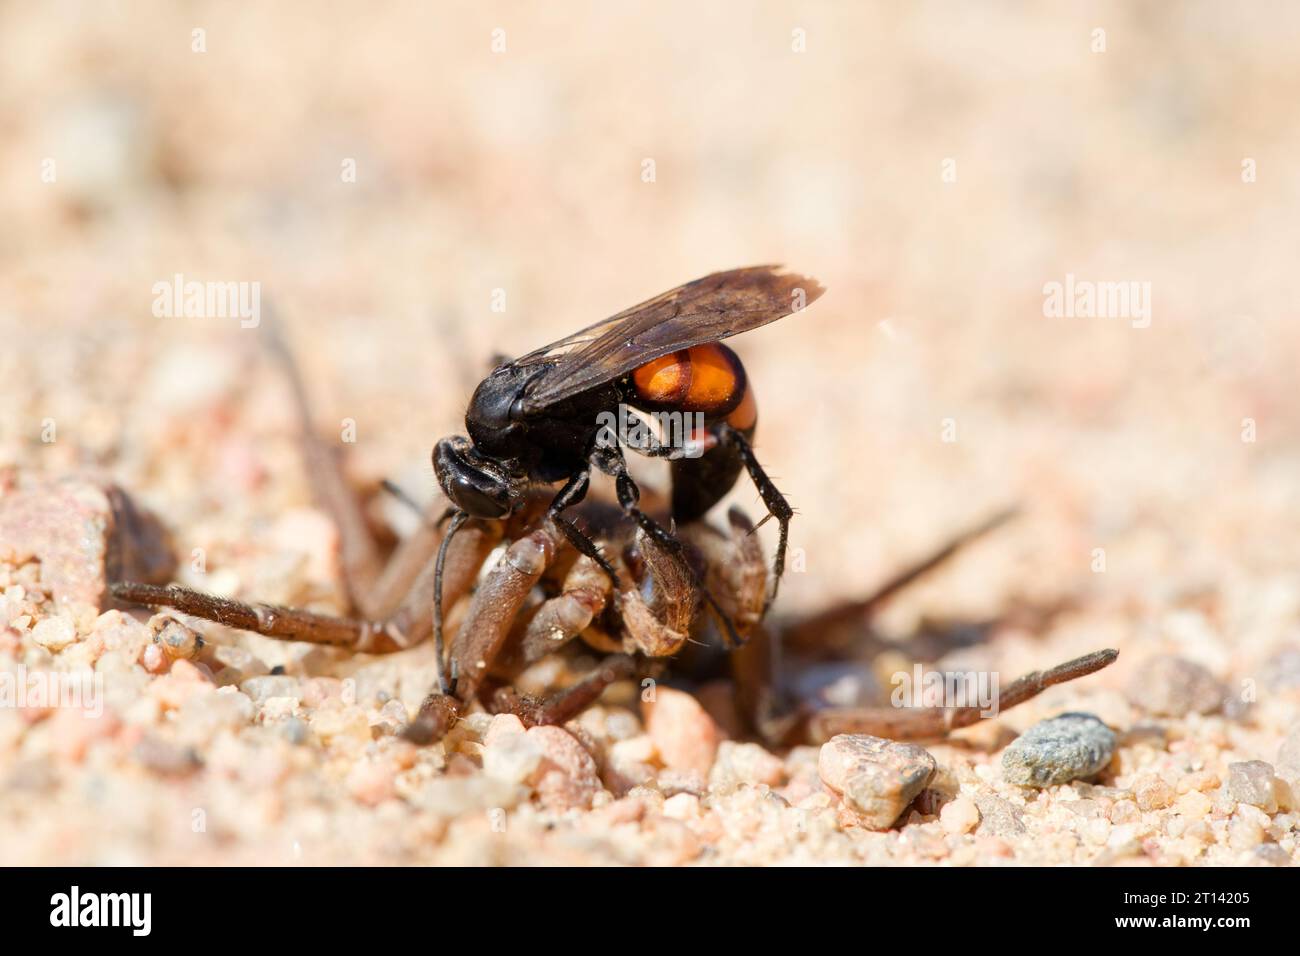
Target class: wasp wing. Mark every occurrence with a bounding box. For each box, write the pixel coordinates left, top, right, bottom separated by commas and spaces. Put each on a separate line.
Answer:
517, 266, 824, 413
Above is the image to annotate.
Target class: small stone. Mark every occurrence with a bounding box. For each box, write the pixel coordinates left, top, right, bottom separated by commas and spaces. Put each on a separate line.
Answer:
818, 733, 937, 830
140, 643, 168, 674
1253, 843, 1290, 866
1185, 819, 1214, 843
1263, 647, 1300, 690
1176, 769, 1220, 794
132, 734, 202, 776
346, 761, 396, 806
939, 795, 980, 834
483, 713, 527, 748
1001, 713, 1116, 787
1134, 774, 1176, 811
482, 730, 544, 786
602, 739, 657, 796
526, 725, 601, 810
239, 675, 301, 706
260, 697, 298, 721
657, 769, 707, 796
308, 703, 371, 743
974, 793, 1026, 836
31, 616, 76, 651
281, 717, 310, 745
175, 690, 255, 744
1083, 817, 1111, 845
1175, 790, 1212, 818
708, 740, 784, 793
149, 614, 203, 660
592, 796, 646, 826
1277, 725, 1300, 780
209, 644, 269, 684
1109, 799, 1140, 824
373, 699, 408, 735
1126, 655, 1224, 717
609, 734, 656, 764
147, 658, 216, 709
642, 687, 723, 776
0, 476, 174, 614
300, 677, 345, 708
1227, 761, 1279, 813
663, 792, 701, 820
1227, 816, 1265, 851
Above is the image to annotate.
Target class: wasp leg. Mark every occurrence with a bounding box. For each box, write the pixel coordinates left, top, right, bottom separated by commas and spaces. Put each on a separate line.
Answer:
541, 468, 625, 591
488, 654, 638, 727
716, 424, 792, 611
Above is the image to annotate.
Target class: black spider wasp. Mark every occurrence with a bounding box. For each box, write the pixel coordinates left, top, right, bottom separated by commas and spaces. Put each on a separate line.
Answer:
431, 265, 825, 693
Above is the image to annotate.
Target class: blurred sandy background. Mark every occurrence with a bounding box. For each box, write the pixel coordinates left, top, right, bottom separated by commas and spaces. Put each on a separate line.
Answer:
3, 2, 1300, 863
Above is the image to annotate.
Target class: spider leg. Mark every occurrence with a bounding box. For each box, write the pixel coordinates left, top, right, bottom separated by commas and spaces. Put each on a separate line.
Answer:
489, 654, 638, 727
109, 515, 501, 656
406, 523, 568, 744
445, 524, 565, 705
261, 316, 386, 615
805, 648, 1119, 743
495, 553, 612, 675
109, 582, 408, 654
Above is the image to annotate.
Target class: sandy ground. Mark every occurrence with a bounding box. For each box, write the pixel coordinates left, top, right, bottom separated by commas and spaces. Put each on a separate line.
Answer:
2, 2, 1300, 865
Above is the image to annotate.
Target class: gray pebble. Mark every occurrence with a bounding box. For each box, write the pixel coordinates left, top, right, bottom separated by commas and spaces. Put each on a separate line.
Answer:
1264, 647, 1300, 690
240, 675, 302, 705
1253, 844, 1290, 866
280, 717, 310, 745
974, 793, 1026, 835
1277, 724, 1300, 779
133, 734, 202, 777
1227, 760, 1278, 813
1002, 712, 1116, 788
1126, 655, 1223, 717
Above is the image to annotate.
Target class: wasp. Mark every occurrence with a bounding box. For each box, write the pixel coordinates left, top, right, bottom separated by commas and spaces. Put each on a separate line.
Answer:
430, 265, 824, 691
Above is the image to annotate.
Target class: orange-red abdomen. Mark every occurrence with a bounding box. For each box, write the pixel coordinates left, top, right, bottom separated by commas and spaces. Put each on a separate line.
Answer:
630, 342, 755, 429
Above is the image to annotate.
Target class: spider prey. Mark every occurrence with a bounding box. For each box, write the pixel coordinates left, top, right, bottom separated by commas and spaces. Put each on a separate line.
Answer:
111, 304, 773, 744
111, 274, 1117, 747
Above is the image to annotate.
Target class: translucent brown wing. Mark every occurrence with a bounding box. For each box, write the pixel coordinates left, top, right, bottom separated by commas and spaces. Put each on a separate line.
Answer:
517, 266, 825, 413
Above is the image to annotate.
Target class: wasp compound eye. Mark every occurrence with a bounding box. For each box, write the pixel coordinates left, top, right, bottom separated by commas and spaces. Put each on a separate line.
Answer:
448, 474, 509, 518
433, 436, 511, 519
